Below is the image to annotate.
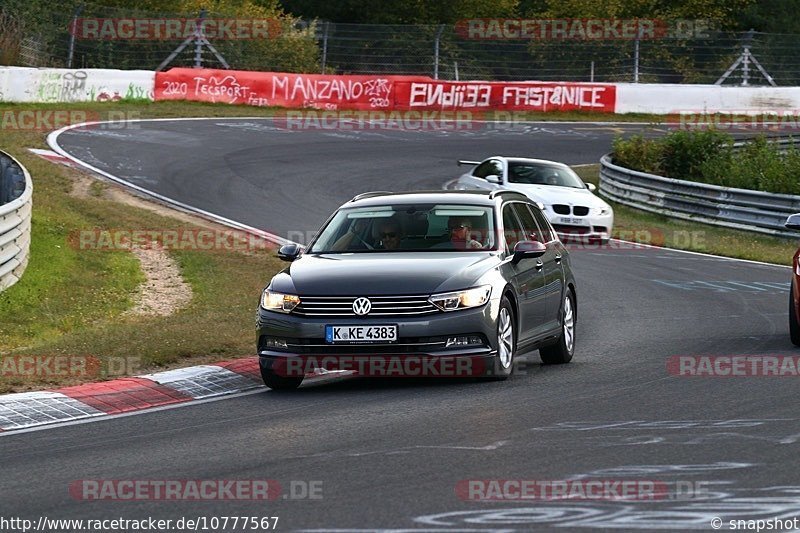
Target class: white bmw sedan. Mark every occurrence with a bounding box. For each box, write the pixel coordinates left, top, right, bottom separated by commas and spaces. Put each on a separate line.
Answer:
453, 156, 613, 243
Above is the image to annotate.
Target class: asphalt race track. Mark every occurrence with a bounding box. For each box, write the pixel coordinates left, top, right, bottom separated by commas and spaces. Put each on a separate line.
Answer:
2, 119, 797, 531
52, 120, 663, 241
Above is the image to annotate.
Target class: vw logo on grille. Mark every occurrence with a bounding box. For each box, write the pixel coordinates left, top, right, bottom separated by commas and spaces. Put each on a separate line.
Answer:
352, 297, 372, 316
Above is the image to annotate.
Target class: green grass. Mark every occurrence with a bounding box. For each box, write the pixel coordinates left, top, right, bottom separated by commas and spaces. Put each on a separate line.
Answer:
0, 101, 291, 392
573, 164, 797, 265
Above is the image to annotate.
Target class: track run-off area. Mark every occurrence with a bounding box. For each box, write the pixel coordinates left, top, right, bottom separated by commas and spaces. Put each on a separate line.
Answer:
0, 119, 795, 532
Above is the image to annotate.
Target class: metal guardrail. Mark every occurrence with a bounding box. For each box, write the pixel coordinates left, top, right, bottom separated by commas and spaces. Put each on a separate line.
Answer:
732, 136, 799, 154
0, 151, 33, 291
599, 144, 800, 239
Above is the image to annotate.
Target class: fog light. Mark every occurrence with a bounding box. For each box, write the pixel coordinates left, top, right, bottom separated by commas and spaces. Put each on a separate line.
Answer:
446, 335, 483, 347
264, 337, 288, 349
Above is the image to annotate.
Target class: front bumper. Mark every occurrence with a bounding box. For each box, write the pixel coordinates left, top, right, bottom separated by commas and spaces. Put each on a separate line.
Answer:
546, 211, 613, 241
257, 298, 501, 377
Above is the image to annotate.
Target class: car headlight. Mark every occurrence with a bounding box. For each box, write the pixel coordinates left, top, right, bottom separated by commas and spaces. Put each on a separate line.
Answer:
595, 206, 612, 216
428, 285, 492, 312
261, 289, 301, 313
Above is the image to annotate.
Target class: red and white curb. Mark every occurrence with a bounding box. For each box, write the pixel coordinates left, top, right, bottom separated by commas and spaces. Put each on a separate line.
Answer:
0, 358, 265, 433
27, 147, 80, 168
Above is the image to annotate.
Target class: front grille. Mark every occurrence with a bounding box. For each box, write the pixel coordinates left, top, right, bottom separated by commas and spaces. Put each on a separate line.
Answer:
259, 335, 489, 354
292, 295, 439, 317
552, 204, 570, 215
573, 206, 590, 216
553, 224, 592, 235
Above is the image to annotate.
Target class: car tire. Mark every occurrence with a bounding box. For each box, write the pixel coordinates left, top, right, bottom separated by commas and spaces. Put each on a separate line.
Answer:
482, 296, 516, 380
791, 285, 800, 347
540, 289, 576, 364
260, 360, 304, 390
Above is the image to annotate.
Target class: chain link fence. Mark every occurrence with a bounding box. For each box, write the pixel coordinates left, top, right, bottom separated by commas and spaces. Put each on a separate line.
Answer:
3, 0, 320, 73
319, 23, 797, 85
4, 2, 800, 85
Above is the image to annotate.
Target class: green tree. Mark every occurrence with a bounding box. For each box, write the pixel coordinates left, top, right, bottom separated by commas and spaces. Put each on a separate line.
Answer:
277, 0, 518, 24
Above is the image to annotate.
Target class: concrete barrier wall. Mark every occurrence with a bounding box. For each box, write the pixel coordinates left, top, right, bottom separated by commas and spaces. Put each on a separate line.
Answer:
615, 83, 800, 115
3, 66, 800, 115
0, 67, 154, 103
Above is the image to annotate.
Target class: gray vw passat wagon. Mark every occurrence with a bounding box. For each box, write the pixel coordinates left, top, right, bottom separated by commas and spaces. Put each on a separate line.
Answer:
257, 190, 577, 390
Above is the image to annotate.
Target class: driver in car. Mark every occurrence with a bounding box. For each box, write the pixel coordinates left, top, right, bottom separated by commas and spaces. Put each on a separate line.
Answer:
377, 219, 403, 250
439, 217, 483, 250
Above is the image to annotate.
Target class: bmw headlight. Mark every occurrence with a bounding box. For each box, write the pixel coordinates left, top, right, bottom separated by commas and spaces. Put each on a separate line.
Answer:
595, 206, 612, 216
428, 285, 492, 312
261, 289, 301, 313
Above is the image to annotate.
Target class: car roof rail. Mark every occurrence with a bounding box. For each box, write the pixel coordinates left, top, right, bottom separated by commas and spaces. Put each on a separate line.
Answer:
349, 191, 394, 202
488, 190, 530, 201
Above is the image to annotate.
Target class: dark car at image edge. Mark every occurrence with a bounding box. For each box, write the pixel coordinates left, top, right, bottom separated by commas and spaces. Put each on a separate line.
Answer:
787, 214, 800, 346
256, 190, 577, 390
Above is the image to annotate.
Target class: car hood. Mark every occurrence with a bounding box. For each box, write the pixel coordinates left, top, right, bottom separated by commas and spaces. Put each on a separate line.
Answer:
510, 184, 609, 208
270, 252, 501, 296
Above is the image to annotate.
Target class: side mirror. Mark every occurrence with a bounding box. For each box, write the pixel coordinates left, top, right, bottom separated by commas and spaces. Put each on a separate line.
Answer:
787, 214, 800, 230
486, 174, 502, 184
512, 240, 547, 263
277, 243, 302, 262
586, 182, 597, 193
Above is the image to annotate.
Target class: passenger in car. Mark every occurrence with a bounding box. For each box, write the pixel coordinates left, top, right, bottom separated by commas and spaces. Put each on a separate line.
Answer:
436, 216, 483, 250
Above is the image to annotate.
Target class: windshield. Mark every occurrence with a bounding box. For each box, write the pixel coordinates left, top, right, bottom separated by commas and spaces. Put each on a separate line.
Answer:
310, 203, 497, 253
507, 162, 586, 188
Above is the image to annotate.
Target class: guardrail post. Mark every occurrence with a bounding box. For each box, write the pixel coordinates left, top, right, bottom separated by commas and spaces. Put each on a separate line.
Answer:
67, 4, 84, 69
321, 21, 329, 73
433, 24, 445, 80
633, 26, 641, 83
194, 9, 206, 69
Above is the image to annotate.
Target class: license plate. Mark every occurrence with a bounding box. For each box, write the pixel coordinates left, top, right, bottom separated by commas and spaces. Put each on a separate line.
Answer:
560, 217, 584, 225
325, 325, 397, 343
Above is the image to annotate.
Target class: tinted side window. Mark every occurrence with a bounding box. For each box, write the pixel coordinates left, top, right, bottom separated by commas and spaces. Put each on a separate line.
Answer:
511, 202, 540, 242
473, 159, 502, 179
527, 204, 556, 242
502, 204, 525, 251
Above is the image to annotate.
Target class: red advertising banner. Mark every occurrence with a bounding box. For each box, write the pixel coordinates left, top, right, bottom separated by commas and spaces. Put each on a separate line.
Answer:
394, 80, 616, 112
154, 68, 616, 113
155, 69, 424, 109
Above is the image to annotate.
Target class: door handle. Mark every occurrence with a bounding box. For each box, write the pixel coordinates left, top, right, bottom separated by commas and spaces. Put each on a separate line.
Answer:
535, 260, 544, 271
554, 254, 562, 264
